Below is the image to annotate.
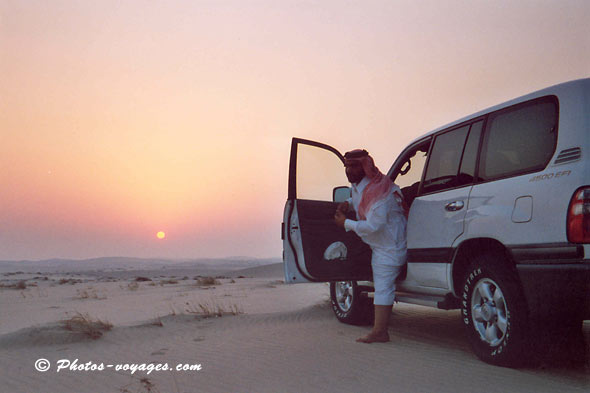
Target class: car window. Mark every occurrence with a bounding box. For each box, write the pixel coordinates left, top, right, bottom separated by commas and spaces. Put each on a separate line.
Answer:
422, 125, 470, 193
394, 147, 428, 189
456, 120, 484, 186
479, 97, 557, 181
391, 141, 430, 207
296, 143, 348, 201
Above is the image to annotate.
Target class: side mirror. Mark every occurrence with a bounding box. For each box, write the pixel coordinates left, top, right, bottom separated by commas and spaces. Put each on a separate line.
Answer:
333, 186, 351, 202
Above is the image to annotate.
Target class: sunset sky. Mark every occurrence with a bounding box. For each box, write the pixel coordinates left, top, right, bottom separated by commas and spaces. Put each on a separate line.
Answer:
1, 0, 588, 261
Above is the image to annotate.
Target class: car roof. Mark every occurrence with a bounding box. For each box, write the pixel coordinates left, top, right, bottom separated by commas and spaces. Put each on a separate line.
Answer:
405, 78, 590, 146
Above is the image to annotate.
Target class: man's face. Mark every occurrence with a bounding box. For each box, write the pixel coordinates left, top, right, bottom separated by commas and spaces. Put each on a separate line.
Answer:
345, 160, 365, 184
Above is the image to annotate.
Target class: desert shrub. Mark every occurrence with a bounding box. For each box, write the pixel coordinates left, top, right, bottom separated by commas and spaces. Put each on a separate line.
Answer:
127, 282, 139, 291
59, 278, 80, 285
195, 277, 220, 286
75, 288, 106, 300
184, 301, 242, 317
62, 312, 112, 339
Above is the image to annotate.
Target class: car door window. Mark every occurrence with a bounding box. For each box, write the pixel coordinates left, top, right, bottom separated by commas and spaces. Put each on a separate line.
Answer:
422, 125, 470, 194
390, 140, 430, 208
296, 143, 348, 201
456, 121, 484, 186
394, 147, 428, 189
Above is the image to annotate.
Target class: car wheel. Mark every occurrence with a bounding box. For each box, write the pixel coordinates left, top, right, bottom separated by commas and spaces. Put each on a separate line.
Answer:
329, 281, 374, 326
461, 255, 529, 367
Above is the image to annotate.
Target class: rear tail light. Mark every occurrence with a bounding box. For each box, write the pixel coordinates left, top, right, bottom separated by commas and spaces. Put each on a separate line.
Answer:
567, 187, 590, 243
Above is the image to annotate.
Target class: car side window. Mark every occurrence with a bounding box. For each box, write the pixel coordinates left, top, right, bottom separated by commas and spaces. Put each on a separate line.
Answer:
478, 96, 558, 181
391, 141, 430, 208
456, 120, 484, 186
422, 125, 470, 194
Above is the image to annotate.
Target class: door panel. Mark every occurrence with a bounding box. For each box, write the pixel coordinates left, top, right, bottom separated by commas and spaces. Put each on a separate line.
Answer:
408, 187, 472, 250
297, 199, 371, 281
283, 138, 372, 283
401, 122, 482, 289
405, 187, 471, 289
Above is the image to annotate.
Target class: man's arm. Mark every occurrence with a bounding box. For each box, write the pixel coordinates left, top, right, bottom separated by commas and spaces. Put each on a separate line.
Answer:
341, 199, 388, 236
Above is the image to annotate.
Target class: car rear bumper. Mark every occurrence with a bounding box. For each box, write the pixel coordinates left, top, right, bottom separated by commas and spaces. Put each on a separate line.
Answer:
517, 263, 590, 320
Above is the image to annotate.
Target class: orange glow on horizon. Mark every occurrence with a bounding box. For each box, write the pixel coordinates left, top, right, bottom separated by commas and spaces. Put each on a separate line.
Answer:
1, 1, 587, 260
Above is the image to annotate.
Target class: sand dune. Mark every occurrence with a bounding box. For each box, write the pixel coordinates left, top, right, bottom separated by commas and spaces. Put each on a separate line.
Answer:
0, 262, 588, 392
225, 263, 284, 278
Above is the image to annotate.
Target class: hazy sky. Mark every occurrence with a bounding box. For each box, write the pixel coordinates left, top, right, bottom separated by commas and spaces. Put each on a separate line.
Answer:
1, 0, 588, 260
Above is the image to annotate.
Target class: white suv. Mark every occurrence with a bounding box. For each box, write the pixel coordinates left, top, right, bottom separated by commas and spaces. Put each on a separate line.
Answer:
282, 78, 590, 367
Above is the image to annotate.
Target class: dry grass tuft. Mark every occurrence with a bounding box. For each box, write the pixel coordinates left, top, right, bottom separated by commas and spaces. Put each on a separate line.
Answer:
75, 288, 107, 300
195, 276, 221, 286
59, 278, 81, 285
127, 282, 139, 291
0, 281, 28, 290
184, 300, 242, 318
159, 279, 178, 285
62, 312, 113, 339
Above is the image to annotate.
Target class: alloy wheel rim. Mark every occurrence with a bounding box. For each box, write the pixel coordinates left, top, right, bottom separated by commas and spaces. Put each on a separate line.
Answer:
470, 278, 508, 347
334, 281, 354, 312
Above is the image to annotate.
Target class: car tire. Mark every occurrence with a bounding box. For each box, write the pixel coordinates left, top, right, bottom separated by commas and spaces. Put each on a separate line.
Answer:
330, 281, 374, 326
461, 255, 529, 367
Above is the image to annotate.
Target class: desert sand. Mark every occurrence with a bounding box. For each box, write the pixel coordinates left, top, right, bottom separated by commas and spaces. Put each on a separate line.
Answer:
0, 260, 588, 393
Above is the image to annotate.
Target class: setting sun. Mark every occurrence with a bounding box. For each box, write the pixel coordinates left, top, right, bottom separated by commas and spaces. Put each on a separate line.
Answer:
156, 231, 166, 240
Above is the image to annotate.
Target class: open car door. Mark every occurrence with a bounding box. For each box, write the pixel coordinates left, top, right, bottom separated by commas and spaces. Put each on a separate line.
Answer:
282, 138, 372, 283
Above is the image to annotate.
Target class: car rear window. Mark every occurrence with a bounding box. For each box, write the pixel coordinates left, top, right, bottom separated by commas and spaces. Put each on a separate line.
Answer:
478, 96, 558, 181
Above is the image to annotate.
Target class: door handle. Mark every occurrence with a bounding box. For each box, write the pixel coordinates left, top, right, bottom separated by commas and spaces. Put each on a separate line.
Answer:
445, 200, 464, 211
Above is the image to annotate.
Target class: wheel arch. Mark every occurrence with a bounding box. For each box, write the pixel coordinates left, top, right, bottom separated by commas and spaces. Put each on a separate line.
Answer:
451, 238, 517, 296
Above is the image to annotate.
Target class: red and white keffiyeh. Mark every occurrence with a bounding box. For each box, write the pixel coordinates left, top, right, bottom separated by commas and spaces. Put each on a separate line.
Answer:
345, 149, 396, 220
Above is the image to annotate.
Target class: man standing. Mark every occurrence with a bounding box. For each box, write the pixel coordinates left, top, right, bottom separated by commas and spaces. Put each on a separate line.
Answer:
334, 149, 407, 343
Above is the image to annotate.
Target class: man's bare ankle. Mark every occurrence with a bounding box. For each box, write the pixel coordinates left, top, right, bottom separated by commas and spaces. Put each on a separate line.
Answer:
356, 331, 390, 343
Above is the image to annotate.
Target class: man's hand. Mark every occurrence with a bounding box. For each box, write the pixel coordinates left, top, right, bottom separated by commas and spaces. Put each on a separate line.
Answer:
336, 201, 349, 214
334, 210, 347, 228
